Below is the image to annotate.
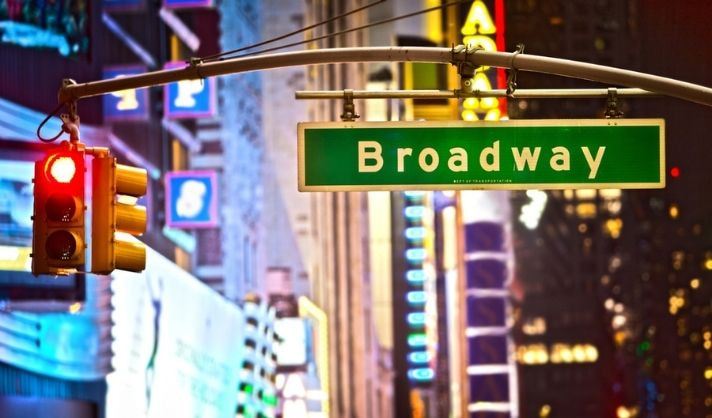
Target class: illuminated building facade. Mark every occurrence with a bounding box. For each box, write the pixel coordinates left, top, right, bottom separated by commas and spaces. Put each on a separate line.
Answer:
391, 190, 439, 416
401, 191, 437, 385
505, 1, 636, 416
507, 1, 712, 417
632, 3, 712, 416
304, 1, 387, 417
453, 2, 519, 417
0, 1, 274, 416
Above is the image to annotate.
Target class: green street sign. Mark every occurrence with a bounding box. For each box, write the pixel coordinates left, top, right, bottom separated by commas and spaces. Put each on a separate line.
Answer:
298, 119, 665, 191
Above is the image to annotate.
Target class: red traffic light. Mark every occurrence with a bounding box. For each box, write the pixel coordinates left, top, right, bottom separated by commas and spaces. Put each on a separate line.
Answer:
31, 144, 87, 275
45, 154, 79, 184
670, 166, 680, 178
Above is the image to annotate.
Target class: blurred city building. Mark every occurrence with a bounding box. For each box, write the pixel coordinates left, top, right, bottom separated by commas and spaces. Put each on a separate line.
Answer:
507, 1, 642, 416
303, 1, 387, 417
0, 0, 280, 417
0, 1, 711, 418
508, 1, 712, 418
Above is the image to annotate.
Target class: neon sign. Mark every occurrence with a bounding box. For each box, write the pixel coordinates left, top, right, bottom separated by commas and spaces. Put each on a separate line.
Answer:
461, 0, 506, 121
403, 191, 435, 383
164, 61, 217, 119
103, 65, 149, 121
459, 1, 518, 416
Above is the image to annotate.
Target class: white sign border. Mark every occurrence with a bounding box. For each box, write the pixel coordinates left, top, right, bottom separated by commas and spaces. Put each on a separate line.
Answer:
297, 119, 665, 192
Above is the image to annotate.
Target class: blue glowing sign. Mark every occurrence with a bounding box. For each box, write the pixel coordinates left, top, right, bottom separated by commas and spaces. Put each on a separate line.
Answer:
407, 312, 427, 326
407, 291, 427, 305
0, 1, 90, 57
405, 248, 427, 262
407, 333, 428, 348
404, 205, 425, 219
163, 0, 213, 8
103, 0, 145, 11
402, 191, 436, 383
408, 368, 434, 381
405, 226, 426, 240
406, 269, 426, 283
102, 65, 149, 121
164, 61, 217, 119
165, 170, 218, 229
408, 351, 432, 364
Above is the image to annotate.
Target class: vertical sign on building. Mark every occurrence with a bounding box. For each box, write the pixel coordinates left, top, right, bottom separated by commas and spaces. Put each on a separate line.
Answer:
458, 1, 518, 417
460, 0, 507, 121
403, 191, 437, 384
103, 0, 146, 11
163, 0, 213, 8
103, 65, 149, 121
165, 170, 218, 229
163, 61, 217, 119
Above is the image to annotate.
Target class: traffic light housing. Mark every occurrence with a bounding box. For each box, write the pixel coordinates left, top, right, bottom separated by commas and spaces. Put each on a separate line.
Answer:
31, 143, 86, 275
91, 154, 148, 274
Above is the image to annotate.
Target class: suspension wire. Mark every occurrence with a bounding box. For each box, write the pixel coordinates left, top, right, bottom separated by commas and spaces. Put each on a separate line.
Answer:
200, 0, 387, 63
206, 0, 469, 62
36, 102, 66, 143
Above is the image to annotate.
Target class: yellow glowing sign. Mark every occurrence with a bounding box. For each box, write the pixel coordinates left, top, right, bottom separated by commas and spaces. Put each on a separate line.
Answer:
111, 89, 139, 111
0, 246, 31, 272
298, 296, 330, 415
518, 343, 599, 364
461, 1, 496, 35
461, 0, 501, 121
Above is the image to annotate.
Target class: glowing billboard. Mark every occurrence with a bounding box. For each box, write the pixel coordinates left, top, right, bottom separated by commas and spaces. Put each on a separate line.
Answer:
107, 247, 245, 418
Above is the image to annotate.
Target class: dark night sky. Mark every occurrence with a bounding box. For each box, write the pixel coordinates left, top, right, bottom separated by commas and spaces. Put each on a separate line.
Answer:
637, 0, 712, 219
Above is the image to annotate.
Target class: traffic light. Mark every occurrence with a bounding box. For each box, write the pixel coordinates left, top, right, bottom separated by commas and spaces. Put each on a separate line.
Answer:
31, 143, 86, 275
91, 154, 148, 274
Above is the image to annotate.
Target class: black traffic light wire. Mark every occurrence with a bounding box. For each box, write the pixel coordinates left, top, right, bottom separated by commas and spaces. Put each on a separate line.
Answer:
199, 0, 387, 63
37, 102, 66, 143
199, 0, 470, 62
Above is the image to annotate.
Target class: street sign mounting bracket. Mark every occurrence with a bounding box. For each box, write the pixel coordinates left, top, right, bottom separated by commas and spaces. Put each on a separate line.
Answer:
605, 88, 625, 119
295, 88, 659, 101
340, 89, 360, 122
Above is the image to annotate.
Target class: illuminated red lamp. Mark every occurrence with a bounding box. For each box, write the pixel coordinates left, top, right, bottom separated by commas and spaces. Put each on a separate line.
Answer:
47, 155, 77, 183
44, 153, 81, 186
670, 166, 680, 178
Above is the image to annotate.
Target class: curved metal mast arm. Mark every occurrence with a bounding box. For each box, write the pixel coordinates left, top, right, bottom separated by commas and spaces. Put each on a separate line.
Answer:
58, 46, 712, 107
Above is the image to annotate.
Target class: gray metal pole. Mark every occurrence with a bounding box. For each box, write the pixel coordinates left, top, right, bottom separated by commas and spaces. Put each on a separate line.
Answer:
58, 46, 712, 107
295, 88, 657, 100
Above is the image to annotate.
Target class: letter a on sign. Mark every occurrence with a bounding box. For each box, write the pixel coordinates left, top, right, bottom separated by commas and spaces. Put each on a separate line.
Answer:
461, 0, 496, 35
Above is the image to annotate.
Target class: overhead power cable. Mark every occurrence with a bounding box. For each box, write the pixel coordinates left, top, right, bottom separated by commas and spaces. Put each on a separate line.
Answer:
200, 0, 386, 62
200, 0, 469, 62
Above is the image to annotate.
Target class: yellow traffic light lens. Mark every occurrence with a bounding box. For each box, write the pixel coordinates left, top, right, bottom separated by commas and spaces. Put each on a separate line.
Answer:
45, 193, 78, 222
48, 156, 76, 183
45, 230, 78, 260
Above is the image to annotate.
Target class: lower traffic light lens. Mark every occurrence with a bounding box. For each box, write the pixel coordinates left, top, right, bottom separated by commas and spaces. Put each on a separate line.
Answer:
46, 193, 78, 222
46, 230, 78, 260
